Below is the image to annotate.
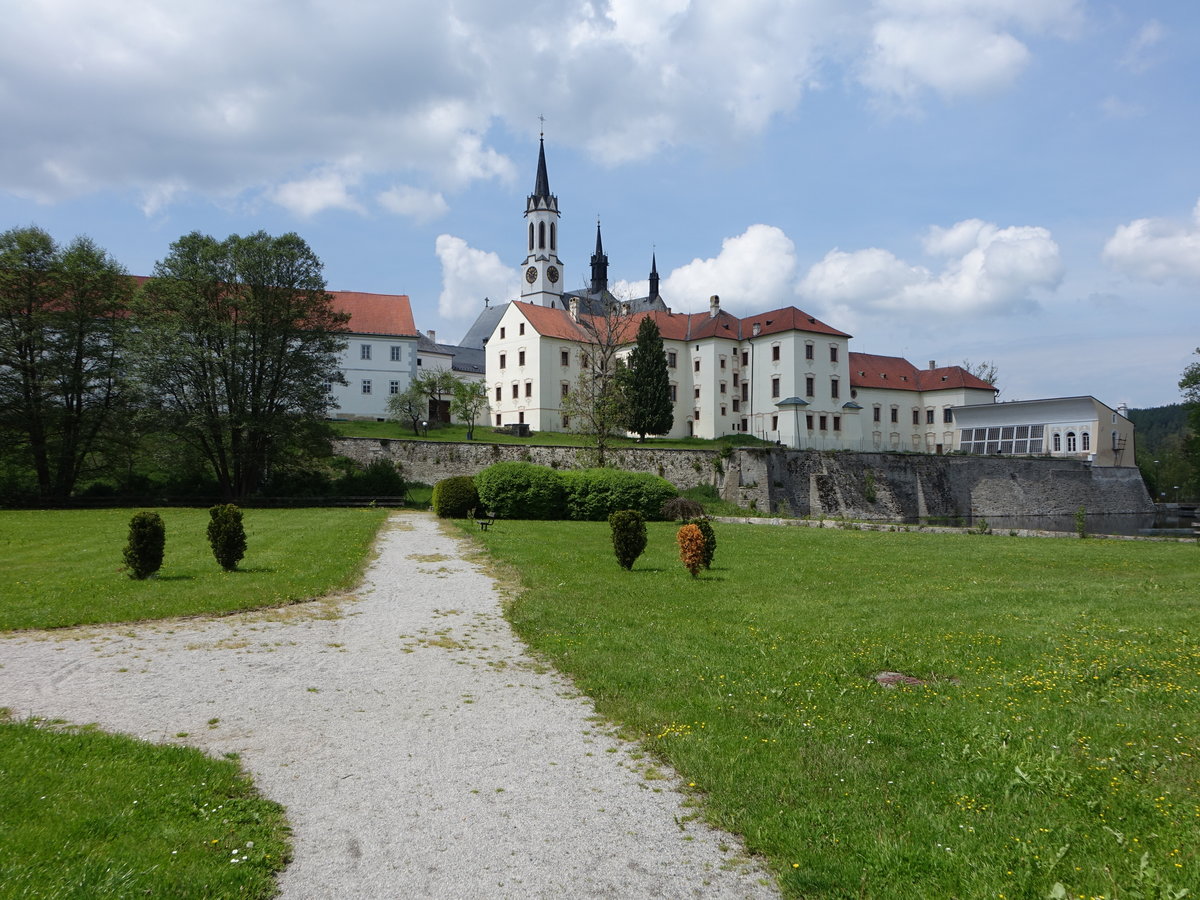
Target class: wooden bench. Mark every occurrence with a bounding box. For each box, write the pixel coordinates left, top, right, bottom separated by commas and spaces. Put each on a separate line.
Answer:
471, 509, 495, 531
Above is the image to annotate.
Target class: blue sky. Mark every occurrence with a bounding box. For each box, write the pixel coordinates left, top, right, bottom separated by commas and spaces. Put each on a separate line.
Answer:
2, 0, 1197, 407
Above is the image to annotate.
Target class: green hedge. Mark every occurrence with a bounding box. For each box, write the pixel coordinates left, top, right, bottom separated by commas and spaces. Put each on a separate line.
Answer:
475, 462, 565, 520
432, 476, 479, 518
475, 462, 676, 521
560, 468, 677, 521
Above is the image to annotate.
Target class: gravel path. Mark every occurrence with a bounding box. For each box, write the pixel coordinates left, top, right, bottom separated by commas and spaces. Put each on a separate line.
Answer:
0, 512, 778, 899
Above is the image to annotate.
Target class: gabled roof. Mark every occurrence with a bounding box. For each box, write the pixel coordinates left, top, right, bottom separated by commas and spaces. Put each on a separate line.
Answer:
849, 352, 997, 393
741, 306, 851, 340
331, 291, 418, 337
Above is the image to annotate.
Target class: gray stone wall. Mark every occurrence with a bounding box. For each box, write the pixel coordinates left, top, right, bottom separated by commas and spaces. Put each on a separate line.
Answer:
334, 439, 1152, 519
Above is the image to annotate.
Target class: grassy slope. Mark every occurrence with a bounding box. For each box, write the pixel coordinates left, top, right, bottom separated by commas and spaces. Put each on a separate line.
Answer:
0, 713, 290, 899
473, 520, 1199, 899
0, 507, 389, 631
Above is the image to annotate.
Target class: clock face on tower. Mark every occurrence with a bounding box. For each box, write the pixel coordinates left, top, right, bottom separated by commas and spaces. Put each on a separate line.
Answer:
547, 265, 559, 284
525, 266, 538, 284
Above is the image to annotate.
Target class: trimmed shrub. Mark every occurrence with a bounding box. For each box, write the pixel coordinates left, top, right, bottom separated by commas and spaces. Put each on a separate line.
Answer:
475, 461, 565, 520
661, 496, 704, 521
336, 458, 406, 498
123, 511, 165, 580
684, 517, 717, 569
677, 523, 705, 578
207, 504, 246, 572
432, 476, 480, 518
609, 510, 647, 570
560, 468, 678, 521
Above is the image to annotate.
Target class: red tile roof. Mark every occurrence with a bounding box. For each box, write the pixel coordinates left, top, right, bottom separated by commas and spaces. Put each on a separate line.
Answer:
740, 306, 851, 339
849, 352, 997, 393
330, 291, 417, 337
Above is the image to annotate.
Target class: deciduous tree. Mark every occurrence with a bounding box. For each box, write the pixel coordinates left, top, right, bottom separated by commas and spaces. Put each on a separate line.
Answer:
450, 377, 489, 439
0, 226, 134, 501
132, 231, 348, 501
561, 301, 631, 466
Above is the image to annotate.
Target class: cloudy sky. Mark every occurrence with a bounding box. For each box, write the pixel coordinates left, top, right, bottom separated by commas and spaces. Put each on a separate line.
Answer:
3, 0, 1197, 407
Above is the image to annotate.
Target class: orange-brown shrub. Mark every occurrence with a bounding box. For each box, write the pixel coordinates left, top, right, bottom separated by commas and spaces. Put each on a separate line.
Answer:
677, 523, 705, 578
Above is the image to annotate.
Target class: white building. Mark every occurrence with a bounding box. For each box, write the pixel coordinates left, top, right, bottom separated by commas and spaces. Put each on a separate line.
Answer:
458, 139, 1135, 466
327, 291, 420, 419
954, 396, 1135, 467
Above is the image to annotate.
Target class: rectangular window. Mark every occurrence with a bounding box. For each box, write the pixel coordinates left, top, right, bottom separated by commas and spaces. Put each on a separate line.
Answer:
389, 380, 400, 394
721, 405, 727, 416
943, 408, 954, 424
806, 414, 814, 430
771, 377, 780, 398
525, 382, 532, 398
772, 345, 781, 362
833, 416, 841, 432
720, 382, 727, 394
805, 376, 814, 397
873, 406, 881, 423
694, 386, 701, 399
830, 346, 838, 363
668, 351, 677, 368
500, 327, 506, 339
771, 415, 778, 430
519, 323, 525, 336
561, 383, 569, 398
562, 415, 570, 428
361, 379, 372, 394
926, 409, 935, 424
912, 409, 920, 425
511, 384, 518, 399
891, 407, 898, 423
741, 383, 748, 401
360, 344, 371, 360
669, 384, 677, 402
390, 346, 402, 362
499, 353, 507, 369
518, 411, 525, 424
720, 357, 726, 369
741, 351, 748, 366
694, 359, 700, 373
694, 408, 701, 421
561, 350, 569, 366
496, 414, 502, 426
819, 415, 828, 430
494, 386, 501, 401
732, 399, 739, 411
518, 350, 526, 366
805, 343, 813, 360
733, 373, 739, 387
417, 358, 422, 366
830, 379, 839, 399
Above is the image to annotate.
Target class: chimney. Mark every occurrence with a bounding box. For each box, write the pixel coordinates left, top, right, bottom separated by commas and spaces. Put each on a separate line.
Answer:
568, 297, 579, 321
752, 322, 761, 337
1117, 403, 1129, 418
621, 301, 631, 315
709, 295, 720, 318
427, 330, 437, 343
929, 360, 936, 370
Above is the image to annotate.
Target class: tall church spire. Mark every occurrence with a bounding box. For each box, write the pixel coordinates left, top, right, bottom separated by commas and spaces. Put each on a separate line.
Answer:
522, 132, 563, 305
590, 220, 609, 294
648, 252, 659, 300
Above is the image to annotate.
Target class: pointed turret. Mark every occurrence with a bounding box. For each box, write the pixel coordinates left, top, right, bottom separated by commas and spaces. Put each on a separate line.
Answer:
522, 134, 564, 305
648, 252, 660, 301
533, 137, 551, 201
590, 220, 609, 294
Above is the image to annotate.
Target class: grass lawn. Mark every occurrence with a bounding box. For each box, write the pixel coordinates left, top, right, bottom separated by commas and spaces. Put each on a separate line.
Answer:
0, 507, 389, 631
332, 418, 770, 452
469, 520, 1199, 899
0, 711, 290, 899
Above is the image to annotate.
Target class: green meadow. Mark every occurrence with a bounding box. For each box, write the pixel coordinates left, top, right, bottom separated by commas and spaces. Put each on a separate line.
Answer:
0, 507, 388, 631
471, 520, 1199, 899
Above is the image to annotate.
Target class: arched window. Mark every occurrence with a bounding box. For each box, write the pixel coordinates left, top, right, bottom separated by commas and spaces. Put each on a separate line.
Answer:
550, 222, 556, 250
538, 222, 546, 249
1053, 432, 1061, 452
1081, 432, 1090, 451
528, 223, 534, 251
1066, 431, 1077, 452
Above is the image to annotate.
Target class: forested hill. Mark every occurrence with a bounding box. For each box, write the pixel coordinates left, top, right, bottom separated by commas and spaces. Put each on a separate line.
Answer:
1127, 404, 1191, 453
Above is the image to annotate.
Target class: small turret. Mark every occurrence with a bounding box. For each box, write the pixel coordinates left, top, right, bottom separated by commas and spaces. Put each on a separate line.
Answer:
649, 253, 660, 300
590, 220, 609, 294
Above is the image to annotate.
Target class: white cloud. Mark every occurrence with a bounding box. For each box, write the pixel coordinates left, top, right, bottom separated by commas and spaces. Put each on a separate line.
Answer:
1120, 19, 1165, 73
800, 218, 1063, 315
271, 169, 365, 218
660, 225, 800, 314
861, 0, 1082, 103
1102, 199, 1200, 283
0, 0, 1083, 210
378, 185, 449, 223
435, 234, 518, 319
1099, 96, 1144, 119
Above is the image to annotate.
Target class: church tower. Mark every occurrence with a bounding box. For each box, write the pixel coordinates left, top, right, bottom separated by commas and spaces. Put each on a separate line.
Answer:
589, 221, 608, 294
521, 136, 565, 306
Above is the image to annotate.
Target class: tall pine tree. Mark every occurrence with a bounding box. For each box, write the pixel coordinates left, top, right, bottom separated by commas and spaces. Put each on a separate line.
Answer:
623, 316, 673, 441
